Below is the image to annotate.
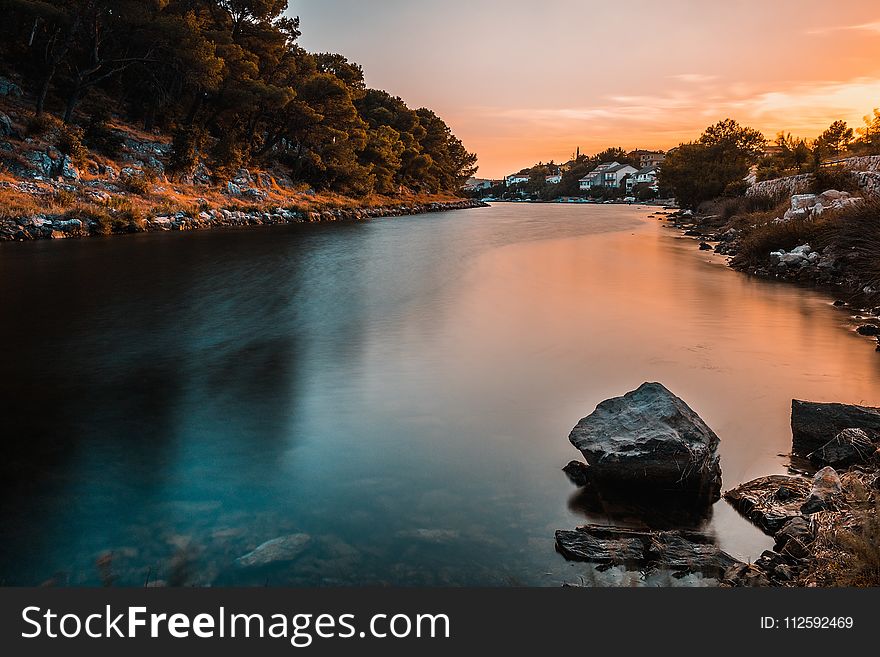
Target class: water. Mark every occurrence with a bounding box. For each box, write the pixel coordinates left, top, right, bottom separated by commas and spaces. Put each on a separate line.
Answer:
1, 203, 878, 587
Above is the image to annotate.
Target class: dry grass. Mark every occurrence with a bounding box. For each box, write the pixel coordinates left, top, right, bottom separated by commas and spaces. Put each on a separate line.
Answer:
815, 200, 880, 296
798, 469, 880, 587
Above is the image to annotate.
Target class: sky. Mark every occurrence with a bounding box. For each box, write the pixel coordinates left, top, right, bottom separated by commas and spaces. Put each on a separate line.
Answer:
291, 0, 880, 178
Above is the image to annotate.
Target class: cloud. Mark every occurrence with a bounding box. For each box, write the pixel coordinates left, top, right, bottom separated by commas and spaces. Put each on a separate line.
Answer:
468, 76, 880, 140
670, 74, 718, 84
806, 20, 880, 36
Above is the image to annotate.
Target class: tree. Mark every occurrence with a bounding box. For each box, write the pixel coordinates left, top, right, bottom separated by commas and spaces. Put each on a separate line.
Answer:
816, 120, 854, 156
660, 119, 765, 209
856, 109, 880, 154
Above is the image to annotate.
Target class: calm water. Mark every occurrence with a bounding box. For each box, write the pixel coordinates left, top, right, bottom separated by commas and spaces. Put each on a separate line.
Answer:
2, 203, 879, 587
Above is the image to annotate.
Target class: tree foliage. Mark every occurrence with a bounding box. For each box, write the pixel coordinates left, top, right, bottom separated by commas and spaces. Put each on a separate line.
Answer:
660, 119, 766, 209
0, 0, 477, 194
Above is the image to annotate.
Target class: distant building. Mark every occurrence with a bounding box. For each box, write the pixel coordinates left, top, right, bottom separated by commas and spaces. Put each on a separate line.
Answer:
545, 173, 562, 184
630, 150, 666, 168
464, 178, 501, 191
505, 173, 530, 186
579, 162, 638, 190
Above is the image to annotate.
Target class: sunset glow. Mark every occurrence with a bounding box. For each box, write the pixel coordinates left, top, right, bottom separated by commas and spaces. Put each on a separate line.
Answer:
295, 0, 880, 177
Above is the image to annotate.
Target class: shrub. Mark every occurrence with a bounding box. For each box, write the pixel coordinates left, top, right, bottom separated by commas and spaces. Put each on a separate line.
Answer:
815, 200, 880, 296
119, 172, 150, 195
168, 125, 205, 180
813, 166, 859, 194
732, 214, 824, 268
84, 113, 124, 158
26, 113, 57, 137
832, 500, 880, 587
56, 124, 88, 165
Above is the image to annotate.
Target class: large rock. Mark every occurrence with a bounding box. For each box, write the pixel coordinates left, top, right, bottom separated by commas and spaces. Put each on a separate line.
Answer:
724, 474, 812, 534
791, 400, 880, 456
555, 525, 739, 578
809, 428, 875, 467
568, 382, 722, 500
234, 533, 311, 568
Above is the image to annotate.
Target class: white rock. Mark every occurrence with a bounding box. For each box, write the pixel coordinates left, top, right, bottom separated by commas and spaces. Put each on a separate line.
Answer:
790, 194, 818, 211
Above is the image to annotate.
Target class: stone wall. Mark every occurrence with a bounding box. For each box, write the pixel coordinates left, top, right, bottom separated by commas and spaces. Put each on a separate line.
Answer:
747, 173, 814, 198
747, 155, 880, 199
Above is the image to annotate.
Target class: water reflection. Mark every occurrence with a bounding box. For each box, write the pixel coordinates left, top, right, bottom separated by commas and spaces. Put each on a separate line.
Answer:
1, 204, 878, 586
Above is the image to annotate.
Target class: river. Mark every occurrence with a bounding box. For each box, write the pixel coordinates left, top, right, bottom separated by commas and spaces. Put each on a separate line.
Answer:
1, 202, 878, 586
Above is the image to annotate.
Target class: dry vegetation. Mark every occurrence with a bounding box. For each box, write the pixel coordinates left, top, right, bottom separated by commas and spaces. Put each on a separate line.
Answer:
798, 470, 880, 587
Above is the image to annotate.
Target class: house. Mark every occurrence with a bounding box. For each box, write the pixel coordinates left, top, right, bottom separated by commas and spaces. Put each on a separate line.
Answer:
626, 165, 660, 193
630, 150, 666, 168
579, 162, 638, 191
505, 172, 530, 186
545, 173, 562, 184
463, 178, 498, 191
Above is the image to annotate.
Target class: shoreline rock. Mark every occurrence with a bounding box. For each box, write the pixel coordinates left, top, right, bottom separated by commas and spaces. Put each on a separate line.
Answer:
0, 198, 488, 242
567, 382, 722, 502
791, 399, 880, 459
555, 525, 739, 578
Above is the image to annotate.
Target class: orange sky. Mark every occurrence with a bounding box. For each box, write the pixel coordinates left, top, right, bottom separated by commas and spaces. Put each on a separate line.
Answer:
293, 0, 880, 178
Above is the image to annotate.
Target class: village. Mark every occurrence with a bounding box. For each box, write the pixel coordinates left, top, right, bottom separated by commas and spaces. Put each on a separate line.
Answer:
464, 149, 666, 202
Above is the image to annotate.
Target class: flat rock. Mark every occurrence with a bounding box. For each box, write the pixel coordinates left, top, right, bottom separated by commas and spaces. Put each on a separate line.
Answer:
791, 399, 880, 456
724, 475, 812, 534
568, 382, 721, 501
234, 534, 311, 568
555, 525, 739, 578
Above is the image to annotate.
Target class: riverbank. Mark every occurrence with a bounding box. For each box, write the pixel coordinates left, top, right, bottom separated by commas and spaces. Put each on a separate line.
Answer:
0, 191, 487, 242
0, 91, 485, 243
654, 192, 880, 352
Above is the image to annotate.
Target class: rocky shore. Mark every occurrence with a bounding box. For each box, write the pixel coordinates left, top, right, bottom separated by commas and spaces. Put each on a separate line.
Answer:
557, 383, 880, 587
0, 196, 487, 242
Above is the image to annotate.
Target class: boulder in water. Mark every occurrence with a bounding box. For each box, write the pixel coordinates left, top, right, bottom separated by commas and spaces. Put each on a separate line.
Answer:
568, 382, 722, 501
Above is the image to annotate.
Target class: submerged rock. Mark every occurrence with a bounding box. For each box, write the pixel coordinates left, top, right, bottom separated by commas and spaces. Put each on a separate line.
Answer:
234, 533, 311, 568
723, 474, 812, 534
791, 400, 880, 457
554, 525, 739, 578
567, 382, 722, 501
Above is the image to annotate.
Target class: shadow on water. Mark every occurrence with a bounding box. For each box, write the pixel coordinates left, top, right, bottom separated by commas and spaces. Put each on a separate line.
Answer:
566, 484, 715, 531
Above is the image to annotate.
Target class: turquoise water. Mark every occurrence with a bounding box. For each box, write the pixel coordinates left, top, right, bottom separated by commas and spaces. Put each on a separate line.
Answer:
1, 203, 877, 586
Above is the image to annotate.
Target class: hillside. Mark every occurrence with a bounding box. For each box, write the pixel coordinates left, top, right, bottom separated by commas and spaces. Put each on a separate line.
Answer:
0, 1, 480, 240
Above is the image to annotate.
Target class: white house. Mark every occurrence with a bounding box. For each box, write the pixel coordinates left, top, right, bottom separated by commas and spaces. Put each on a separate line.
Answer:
629, 165, 660, 191
579, 162, 638, 191
505, 173, 530, 186
545, 173, 562, 184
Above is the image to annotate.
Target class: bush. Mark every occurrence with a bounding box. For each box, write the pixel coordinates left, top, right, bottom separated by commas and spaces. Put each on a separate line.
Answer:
732, 214, 824, 268
56, 125, 88, 165
815, 200, 880, 296
168, 125, 205, 180
812, 166, 859, 194
119, 172, 150, 195
26, 113, 57, 137
84, 110, 124, 157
